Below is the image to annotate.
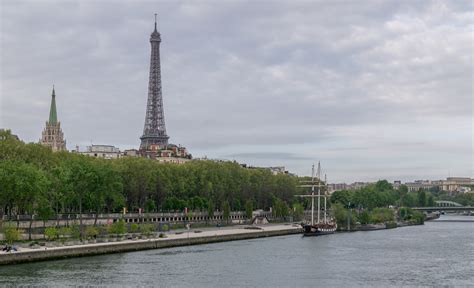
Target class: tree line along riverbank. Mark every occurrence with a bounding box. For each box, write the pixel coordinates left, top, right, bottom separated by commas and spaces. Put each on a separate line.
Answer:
1, 129, 470, 242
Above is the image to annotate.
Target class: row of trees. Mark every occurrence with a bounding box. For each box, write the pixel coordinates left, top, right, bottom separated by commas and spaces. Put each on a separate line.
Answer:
3, 129, 458, 237
330, 180, 438, 209
330, 181, 433, 229
0, 131, 300, 231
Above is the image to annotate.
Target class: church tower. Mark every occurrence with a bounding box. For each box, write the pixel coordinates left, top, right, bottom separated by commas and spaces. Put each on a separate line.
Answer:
140, 14, 169, 150
40, 86, 66, 151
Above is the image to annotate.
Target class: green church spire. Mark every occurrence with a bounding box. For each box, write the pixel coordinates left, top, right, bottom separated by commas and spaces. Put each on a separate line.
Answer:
48, 86, 58, 125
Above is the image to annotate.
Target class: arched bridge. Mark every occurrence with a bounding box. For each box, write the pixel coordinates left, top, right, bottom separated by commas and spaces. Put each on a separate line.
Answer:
413, 201, 472, 212
435, 200, 463, 207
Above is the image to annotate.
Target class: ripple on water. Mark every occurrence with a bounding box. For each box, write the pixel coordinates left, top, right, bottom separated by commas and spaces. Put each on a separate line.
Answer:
1, 216, 473, 287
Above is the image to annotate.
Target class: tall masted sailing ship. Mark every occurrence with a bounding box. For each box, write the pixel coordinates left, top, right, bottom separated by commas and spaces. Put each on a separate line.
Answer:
297, 162, 337, 236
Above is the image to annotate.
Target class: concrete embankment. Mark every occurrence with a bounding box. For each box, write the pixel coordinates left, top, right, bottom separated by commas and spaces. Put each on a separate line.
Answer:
0, 224, 302, 265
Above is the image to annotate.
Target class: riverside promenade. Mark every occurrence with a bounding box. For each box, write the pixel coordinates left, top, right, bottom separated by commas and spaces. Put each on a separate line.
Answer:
0, 224, 302, 265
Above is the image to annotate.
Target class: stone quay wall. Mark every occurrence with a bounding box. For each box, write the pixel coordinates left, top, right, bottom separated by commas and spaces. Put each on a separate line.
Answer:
0, 225, 301, 265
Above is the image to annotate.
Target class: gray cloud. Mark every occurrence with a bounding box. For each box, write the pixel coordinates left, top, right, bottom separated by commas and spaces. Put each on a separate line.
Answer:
1, 0, 472, 182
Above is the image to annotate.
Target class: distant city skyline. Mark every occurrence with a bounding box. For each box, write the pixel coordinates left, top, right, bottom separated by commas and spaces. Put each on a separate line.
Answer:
1, 1, 472, 182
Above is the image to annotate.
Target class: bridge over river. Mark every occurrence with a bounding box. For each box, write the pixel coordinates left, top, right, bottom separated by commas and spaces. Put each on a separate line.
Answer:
413, 200, 473, 215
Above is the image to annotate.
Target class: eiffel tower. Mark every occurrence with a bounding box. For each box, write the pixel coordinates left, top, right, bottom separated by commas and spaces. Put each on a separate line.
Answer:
140, 14, 169, 150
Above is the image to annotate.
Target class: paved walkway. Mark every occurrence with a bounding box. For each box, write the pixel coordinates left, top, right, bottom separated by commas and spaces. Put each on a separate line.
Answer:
1, 223, 302, 255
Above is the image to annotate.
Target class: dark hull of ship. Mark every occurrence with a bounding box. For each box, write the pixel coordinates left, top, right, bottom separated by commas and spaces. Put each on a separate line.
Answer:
302, 224, 336, 236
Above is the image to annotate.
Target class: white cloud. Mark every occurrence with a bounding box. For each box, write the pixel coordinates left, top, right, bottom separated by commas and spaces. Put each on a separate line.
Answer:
1, 0, 472, 182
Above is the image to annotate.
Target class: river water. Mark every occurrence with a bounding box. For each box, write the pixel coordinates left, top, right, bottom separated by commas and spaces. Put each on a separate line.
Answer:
1, 215, 473, 287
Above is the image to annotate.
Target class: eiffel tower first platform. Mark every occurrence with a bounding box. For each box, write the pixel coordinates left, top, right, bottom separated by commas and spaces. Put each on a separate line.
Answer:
140, 14, 169, 150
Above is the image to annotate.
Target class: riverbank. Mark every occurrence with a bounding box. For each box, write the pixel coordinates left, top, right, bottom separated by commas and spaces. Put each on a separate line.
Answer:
341, 220, 423, 232
0, 224, 302, 265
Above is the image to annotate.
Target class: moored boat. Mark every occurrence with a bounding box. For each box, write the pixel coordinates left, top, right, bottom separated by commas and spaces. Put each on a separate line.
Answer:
302, 223, 337, 236
297, 162, 336, 236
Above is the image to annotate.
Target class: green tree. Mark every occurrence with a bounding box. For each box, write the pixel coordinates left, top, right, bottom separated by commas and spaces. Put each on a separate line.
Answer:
417, 190, 426, 207
401, 192, 417, 207
272, 197, 289, 220
0, 162, 48, 239
398, 185, 408, 206
359, 210, 370, 224
245, 200, 253, 220
375, 180, 393, 192
145, 198, 156, 212
37, 198, 54, 238
48, 163, 73, 227
0, 129, 15, 141
232, 199, 241, 211
427, 195, 435, 207
207, 199, 215, 222
67, 156, 98, 238
330, 190, 353, 207
90, 160, 124, 225
292, 203, 304, 221
0, 138, 310, 226
332, 203, 347, 229
398, 185, 408, 194
222, 201, 230, 224
3, 227, 22, 245
332, 203, 357, 230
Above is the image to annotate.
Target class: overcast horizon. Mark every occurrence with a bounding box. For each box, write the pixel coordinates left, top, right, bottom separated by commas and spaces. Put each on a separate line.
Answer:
1, 0, 472, 182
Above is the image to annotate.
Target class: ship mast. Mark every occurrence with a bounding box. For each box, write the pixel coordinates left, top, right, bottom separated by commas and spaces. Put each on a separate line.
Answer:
317, 161, 321, 224
296, 162, 325, 226
311, 164, 315, 226
324, 174, 327, 224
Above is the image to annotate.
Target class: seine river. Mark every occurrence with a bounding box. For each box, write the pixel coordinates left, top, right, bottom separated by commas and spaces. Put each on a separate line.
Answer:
1, 215, 473, 287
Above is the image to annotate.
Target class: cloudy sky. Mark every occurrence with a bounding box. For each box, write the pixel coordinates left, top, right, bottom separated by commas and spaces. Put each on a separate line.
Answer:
1, 0, 472, 182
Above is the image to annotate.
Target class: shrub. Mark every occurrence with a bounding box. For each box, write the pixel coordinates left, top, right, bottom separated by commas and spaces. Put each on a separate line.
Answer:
399, 207, 411, 220
71, 225, 81, 240
359, 210, 370, 224
130, 223, 139, 233
99, 225, 108, 236
399, 207, 424, 224
411, 211, 425, 225
85, 226, 99, 239
44, 227, 58, 241
107, 224, 115, 235
140, 224, 155, 236
109, 219, 126, 235
58, 227, 72, 242
4, 227, 21, 245
370, 208, 394, 223
161, 224, 169, 232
